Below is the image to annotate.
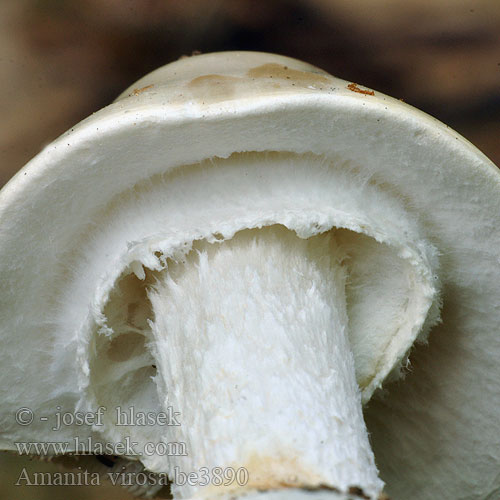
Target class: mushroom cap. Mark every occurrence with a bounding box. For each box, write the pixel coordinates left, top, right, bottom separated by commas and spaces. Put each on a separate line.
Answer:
0, 51, 499, 499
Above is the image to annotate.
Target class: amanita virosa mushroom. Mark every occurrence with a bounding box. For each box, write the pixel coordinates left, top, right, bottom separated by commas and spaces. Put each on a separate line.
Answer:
0, 51, 499, 500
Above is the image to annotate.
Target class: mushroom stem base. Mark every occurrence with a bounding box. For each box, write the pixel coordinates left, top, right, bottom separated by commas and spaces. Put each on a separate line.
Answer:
149, 227, 383, 499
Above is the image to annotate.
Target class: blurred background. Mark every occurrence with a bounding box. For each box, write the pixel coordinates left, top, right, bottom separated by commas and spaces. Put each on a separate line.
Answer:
0, 0, 499, 498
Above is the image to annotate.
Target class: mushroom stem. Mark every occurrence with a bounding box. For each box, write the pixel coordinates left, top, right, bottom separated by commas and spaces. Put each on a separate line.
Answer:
149, 227, 383, 499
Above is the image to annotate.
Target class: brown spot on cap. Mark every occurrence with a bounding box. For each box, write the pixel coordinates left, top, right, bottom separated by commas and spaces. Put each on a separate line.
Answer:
132, 84, 154, 96
347, 83, 375, 96
247, 63, 329, 86
188, 74, 241, 101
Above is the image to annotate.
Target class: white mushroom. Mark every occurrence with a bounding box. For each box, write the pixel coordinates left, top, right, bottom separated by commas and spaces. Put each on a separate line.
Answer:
0, 51, 499, 500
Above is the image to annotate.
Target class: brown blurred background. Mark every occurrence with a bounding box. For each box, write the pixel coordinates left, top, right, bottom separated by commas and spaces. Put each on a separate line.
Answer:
0, 0, 499, 498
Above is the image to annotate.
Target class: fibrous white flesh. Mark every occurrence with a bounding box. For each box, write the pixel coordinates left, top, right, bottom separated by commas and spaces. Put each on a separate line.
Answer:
148, 227, 380, 498
0, 152, 439, 499
77, 154, 437, 499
